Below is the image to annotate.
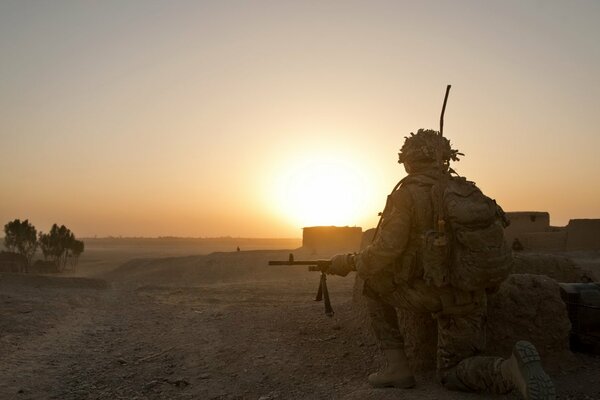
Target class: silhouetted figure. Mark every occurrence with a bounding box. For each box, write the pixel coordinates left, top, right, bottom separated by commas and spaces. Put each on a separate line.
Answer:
326, 129, 555, 399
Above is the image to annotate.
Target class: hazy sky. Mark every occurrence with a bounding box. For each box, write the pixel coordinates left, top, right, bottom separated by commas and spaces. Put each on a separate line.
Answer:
1, 1, 599, 237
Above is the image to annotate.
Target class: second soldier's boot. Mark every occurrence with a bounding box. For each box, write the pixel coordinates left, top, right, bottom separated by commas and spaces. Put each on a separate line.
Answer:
368, 348, 416, 389
501, 341, 556, 400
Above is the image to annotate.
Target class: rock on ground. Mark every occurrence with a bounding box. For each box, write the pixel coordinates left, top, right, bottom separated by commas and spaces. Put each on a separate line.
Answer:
513, 253, 596, 282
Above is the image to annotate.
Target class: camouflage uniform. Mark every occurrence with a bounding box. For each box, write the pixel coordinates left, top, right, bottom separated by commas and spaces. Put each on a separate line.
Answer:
356, 169, 512, 393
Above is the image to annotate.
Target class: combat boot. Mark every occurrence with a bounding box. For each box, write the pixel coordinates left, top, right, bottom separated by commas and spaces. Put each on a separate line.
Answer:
501, 341, 556, 400
368, 348, 416, 388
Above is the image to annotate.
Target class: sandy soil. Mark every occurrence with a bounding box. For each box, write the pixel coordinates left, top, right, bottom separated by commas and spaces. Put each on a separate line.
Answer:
1, 248, 599, 400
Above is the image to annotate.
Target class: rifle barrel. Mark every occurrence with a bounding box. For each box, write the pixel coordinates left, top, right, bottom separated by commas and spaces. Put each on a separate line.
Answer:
268, 260, 329, 266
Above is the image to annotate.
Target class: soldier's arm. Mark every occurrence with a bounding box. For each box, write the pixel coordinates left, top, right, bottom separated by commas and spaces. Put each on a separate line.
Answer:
355, 187, 413, 280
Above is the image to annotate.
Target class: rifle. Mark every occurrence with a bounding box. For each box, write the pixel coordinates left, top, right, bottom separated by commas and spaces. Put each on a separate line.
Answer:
268, 253, 334, 317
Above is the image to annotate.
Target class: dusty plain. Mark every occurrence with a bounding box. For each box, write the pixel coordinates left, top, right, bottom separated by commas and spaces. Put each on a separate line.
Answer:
1, 239, 599, 400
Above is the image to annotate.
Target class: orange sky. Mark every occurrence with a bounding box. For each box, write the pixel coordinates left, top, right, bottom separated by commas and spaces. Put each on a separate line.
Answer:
1, 1, 599, 237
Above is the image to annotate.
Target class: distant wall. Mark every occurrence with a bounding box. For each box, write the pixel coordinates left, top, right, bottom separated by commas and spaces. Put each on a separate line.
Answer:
302, 226, 363, 255
565, 219, 600, 251
521, 231, 567, 252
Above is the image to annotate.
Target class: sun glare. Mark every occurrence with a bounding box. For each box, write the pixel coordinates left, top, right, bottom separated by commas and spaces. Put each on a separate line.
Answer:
274, 157, 368, 228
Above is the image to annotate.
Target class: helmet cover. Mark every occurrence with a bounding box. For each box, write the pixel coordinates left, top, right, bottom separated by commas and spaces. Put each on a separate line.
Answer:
398, 129, 463, 165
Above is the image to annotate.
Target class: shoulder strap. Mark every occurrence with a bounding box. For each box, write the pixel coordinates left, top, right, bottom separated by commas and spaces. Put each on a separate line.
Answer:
371, 173, 444, 244
370, 176, 420, 243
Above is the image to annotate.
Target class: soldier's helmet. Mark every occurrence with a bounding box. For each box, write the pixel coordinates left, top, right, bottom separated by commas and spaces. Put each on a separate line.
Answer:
398, 128, 463, 165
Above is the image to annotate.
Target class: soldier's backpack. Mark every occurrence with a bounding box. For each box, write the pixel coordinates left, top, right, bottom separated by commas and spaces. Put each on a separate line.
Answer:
422, 175, 512, 292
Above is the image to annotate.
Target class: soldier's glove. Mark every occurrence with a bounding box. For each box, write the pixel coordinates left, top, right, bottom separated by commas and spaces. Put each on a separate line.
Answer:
327, 254, 355, 277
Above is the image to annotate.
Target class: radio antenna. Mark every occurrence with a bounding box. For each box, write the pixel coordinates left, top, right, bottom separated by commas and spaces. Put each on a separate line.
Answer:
440, 84, 451, 136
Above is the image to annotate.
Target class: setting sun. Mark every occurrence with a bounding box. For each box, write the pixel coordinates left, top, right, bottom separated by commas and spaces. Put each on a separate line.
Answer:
273, 157, 370, 228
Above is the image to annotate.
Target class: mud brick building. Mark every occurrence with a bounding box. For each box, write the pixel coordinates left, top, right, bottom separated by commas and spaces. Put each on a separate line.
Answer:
505, 211, 600, 252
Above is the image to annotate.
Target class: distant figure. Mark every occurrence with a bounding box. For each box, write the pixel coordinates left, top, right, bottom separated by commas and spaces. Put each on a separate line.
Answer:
512, 238, 524, 252
236, 246, 240, 252
326, 129, 554, 399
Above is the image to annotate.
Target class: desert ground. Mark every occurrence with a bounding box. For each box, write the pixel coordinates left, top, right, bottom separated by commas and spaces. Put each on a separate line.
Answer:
1, 239, 599, 400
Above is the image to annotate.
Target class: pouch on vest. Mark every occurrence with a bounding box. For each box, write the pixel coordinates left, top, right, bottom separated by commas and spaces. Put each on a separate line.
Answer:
422, 230, 451, 287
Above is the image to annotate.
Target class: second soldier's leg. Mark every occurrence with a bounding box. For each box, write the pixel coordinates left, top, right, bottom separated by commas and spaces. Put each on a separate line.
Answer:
436, 307, 555, 398
445, 341, 556, 399
435, 309, 516, 395
435, 304, 514, 393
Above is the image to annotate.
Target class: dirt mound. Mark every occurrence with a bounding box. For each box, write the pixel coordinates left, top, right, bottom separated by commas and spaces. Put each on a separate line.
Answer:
513, 252, 595, 282
0, 252, 26, 272
0, 273, 108, 290
104, 250, 309, 287
565, 251, 600, 282
352, 274, 573, 373
486, 274, 573, 365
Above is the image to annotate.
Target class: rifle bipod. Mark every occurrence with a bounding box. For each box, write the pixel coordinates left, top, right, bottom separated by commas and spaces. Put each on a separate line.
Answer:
315, 271, 334, 317
268, 254, 334, 317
